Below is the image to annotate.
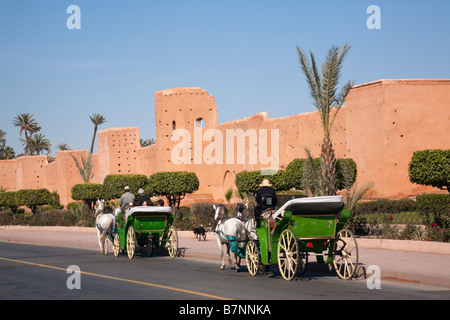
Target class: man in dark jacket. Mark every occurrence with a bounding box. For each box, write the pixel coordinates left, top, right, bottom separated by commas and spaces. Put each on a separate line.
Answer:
256, 179, 277, 208
137, 188, 151, 206
255, 179, 277, 220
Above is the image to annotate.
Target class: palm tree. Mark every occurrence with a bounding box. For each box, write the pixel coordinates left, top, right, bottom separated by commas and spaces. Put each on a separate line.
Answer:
27, 133, 51, 155
89, 113, 107, 154
140, 138, 155, 147
57, 143, 71, 151
12, 113, 40, 156
297, 45, 354, 195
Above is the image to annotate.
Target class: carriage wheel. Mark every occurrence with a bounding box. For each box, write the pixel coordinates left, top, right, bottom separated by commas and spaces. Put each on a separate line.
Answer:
113, 233, 120, 257
246, 240, 261, 276
126, 226, 136, 259
333, 229, 359, 280
167, 226, 178, 258
277, 229, 299, 281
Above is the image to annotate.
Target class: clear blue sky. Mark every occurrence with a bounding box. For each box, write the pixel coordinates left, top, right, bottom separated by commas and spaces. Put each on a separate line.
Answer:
1, 0, 449, 156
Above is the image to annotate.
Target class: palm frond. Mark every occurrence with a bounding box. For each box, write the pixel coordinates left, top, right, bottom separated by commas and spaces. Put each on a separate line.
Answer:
302, 148, 325, 196
345, 181, 374, 212
71, 153, 93, 183
297, 47, 321, 110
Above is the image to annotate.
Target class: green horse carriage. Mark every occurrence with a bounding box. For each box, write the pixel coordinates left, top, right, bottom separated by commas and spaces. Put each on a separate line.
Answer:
245, 195, 359, 280
113, 206, 178, 259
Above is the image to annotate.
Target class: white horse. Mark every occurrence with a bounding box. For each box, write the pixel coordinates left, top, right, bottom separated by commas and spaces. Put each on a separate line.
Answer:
213, 204, 257, 271
95, 199, 117, 255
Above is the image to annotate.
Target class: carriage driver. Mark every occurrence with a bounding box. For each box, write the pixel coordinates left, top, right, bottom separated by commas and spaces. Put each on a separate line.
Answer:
255, 179, 277, 218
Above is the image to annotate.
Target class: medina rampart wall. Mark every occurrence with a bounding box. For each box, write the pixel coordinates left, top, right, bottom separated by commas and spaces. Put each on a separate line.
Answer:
1, 79, 449, 206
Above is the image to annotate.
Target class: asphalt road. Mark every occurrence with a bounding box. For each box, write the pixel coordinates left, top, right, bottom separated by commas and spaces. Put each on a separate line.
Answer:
1, 242, 449, 303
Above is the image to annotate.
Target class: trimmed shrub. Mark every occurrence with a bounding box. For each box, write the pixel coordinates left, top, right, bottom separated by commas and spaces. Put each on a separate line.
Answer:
15, 188, 53, 214
67, 201, 83, 212
71, 183, 104, 210
102, 174, 148, 200
417, 194, 450, 227
235, 171, 264, 196
409, 149, 450, 191
353, 198, 416, 215
0, 191, 18, 215
417, 194, 450, 215
147, 171, 199, 209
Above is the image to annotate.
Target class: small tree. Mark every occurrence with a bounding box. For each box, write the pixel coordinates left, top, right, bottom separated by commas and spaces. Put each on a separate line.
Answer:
0, 191, 18, 218
15, 188, 52, 214
235, 171, 263, 198
102, 174, 149, 200
409, 149, 450, 192
147, 171, 199, 215
71, 183, 104, 211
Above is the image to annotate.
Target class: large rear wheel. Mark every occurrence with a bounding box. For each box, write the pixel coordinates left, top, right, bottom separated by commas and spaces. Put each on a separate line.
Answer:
333, 229, 359, 280
113, 233, 120, 257
126, 226, 136, 259
167, 226, 178, 258
277, 229, 299, 281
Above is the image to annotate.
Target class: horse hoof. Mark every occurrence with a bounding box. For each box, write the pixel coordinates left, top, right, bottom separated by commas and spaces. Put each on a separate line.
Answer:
220, 266, 225, 270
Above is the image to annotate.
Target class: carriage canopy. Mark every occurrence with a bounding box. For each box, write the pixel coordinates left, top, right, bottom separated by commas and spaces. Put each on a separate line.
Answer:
273, 195, 344, 218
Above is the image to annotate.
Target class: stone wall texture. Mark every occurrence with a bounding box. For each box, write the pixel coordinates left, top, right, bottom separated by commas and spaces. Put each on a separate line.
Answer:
1, 79, 449, 206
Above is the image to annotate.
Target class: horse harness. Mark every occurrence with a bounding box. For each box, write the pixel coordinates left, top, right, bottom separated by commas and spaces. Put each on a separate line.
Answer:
213, 209, 255, 234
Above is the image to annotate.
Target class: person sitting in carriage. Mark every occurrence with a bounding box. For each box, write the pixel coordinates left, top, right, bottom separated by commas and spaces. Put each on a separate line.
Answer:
137, 188, 152, 206
125, 201, 135, 221
120, 186, 135, 212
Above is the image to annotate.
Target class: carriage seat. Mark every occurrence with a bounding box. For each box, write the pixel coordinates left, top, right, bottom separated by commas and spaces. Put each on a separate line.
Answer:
272, 195, 344, 219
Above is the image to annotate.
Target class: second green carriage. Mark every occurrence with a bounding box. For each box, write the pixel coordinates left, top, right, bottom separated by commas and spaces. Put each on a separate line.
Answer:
113, 206, 178, 259
246, 195, 359, 280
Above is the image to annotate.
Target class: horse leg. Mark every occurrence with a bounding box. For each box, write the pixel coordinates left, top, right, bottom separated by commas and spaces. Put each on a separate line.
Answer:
101, 234, 108, 255
217, 237, 225, 270
235, 255, 241, 272
97, 229, 104, 254
104, 234, 109, 255
226, 244, 232, 266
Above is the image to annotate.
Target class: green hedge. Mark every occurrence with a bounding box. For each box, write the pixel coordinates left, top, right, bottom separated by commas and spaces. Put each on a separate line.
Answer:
417, 194, 450, 227
235, 170, 265, 195
0, 191, 18, 214
102, 174, 148, 200
235, 158, 357, 196
0, 209, 93, 227
147, 171, 199, 209
353, 198, 417, 215
409, 149, 450, 191
15, 189, 53, 214
71, 183, 104, 210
